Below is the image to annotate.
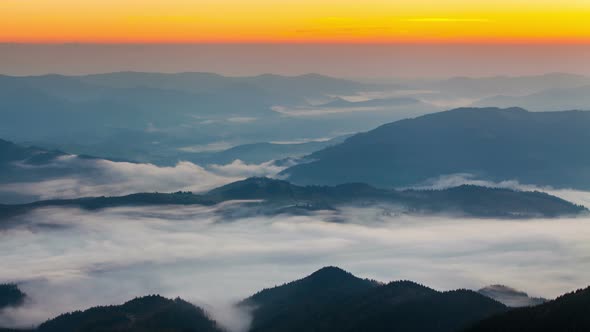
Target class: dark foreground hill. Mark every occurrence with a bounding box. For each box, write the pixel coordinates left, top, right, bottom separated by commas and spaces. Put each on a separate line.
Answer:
0, 178, 585, 222
2, 268, 589, 332
465, 286, 590, 332
242, 267, 507, 332
283, 107, 590, 189
36, 295, 222, 332
241, 267, 379, 332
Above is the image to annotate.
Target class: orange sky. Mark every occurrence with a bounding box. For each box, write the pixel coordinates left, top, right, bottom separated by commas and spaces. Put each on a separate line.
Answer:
1, 0, 590, 43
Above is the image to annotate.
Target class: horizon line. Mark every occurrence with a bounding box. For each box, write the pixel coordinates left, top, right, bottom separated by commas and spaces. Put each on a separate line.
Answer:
2, 40, 590, 46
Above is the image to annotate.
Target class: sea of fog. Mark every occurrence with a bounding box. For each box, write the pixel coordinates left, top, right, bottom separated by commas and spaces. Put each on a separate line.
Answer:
1, 203, 590, 330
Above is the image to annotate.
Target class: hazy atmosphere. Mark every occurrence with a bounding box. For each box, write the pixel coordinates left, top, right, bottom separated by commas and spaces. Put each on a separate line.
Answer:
2, 44, 590, 77
1, 1, 589, 332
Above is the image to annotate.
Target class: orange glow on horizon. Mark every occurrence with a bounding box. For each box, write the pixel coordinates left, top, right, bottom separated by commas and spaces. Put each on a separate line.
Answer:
1, 0, 589, 44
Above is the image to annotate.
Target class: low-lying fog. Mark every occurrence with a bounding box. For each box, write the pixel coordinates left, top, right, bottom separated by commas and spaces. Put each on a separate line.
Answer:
1, 203, 590, 330
0, 156, 287, 204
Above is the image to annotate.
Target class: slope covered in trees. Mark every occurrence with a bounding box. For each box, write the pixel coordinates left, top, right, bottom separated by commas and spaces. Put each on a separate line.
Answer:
243, 267, 507, 332
36, 295, 222, 332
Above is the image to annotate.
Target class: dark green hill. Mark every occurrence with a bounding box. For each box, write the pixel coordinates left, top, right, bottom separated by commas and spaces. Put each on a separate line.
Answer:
324, 287, 507, 332
283, 107, 590, 189
465, 286, 590, 332
36, 295, 223, 332
243, 267, 507, 332
241, 267, 380, 332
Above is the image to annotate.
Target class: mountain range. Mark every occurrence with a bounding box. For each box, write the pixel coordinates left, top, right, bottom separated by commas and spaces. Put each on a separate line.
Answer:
0, 73, 397, 164
0, 177, 585, 223
474, 85, 590, 112
3, 72, 590, 166
284, 107, 590, 190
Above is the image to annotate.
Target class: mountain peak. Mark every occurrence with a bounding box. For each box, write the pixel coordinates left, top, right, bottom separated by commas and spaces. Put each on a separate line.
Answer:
308, 266, 353, 279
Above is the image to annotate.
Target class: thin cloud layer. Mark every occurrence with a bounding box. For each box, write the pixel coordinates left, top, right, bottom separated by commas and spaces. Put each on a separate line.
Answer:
208, 160, 286, 178
0, 156, 287, 202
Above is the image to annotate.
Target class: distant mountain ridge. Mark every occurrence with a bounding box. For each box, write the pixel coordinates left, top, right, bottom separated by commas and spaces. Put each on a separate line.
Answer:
0, 72, 397, 164
180, 135, 351, 165
0, 177, 585, 222
474, 85, 590, 112
283, 107, 590, 190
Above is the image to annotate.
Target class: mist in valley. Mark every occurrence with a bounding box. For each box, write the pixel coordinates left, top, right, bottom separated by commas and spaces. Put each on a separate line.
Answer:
1, 200, 589, 330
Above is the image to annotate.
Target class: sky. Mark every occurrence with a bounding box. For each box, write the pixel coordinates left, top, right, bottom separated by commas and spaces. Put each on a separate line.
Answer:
1, 1, 589, 77
1, 0, 590, 43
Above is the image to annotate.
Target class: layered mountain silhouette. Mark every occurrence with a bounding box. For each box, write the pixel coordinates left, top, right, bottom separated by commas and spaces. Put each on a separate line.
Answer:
474, 85, 590, 112
0, 177, 585, 222
420, 73, 590, 98
181, 135, 350, 165
0, 73, 376, 149
3, 268, 589, 332
284, 107, 590, 189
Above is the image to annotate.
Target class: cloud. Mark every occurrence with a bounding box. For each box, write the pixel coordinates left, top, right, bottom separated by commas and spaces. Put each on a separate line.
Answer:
269, 137, 333, 144
177, 142, 235, 153
207, 160, 286, 178
1, 204, 590, 329
271, 105, 389, 117
0, 156, 288, 202
227, 117, 257, 124
404, 18, 492, 23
